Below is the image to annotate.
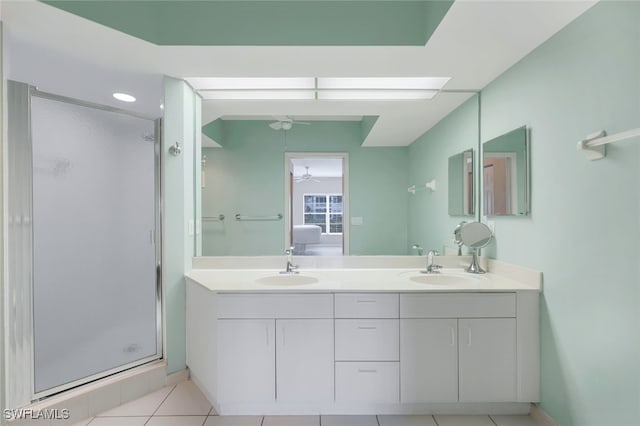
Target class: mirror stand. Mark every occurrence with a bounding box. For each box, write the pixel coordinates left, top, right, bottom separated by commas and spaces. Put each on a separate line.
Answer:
465, 249, 485, 274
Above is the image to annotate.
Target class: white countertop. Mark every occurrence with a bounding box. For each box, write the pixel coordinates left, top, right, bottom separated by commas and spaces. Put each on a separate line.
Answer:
185, 267, 540, 293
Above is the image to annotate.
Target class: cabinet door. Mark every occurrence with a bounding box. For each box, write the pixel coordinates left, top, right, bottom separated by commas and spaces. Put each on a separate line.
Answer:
276, 319, 334, 402
400, 319, 458, 402
217, 319, 275, 403
459, 318, 517, 402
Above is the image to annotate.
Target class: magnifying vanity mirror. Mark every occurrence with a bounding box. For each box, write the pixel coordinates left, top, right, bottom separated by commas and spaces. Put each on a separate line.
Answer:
483, 126, 529, 216
459, 221, 493, 273
448, 149, 474, 216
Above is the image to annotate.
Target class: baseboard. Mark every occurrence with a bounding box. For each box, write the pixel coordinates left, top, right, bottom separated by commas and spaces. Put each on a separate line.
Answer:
530, 404, 559, 426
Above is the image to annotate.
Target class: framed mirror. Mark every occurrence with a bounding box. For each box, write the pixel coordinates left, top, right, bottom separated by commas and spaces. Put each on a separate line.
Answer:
448, 149, 474, 216
483, 126, 529, 216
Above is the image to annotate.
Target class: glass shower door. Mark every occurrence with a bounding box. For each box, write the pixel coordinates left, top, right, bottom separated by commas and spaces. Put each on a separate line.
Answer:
31, 95, 160, 395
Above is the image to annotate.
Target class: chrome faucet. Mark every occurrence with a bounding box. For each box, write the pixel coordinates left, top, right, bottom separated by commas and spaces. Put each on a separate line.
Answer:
412, 244, 424, 256
280, 246, 299, 275
422, 250, 442, 274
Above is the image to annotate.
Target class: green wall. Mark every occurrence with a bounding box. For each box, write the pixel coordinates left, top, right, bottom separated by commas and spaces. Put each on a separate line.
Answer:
202, 120, 409, 255
407, 94, 479, 254
408, 2, 640, 424
481, 3, 639, 425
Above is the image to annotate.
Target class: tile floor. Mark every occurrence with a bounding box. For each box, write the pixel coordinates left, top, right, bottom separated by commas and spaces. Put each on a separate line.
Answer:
72, 381, 543, 426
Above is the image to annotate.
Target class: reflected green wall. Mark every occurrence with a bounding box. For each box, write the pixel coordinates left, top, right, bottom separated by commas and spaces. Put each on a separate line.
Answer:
407, 95, 479, 254
201, 120, 409, 255
408, 2, 640, 424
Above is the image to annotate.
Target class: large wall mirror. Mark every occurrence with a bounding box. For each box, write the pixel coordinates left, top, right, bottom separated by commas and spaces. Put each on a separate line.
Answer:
448, 149, 474, 216
198, 92, 481, 256
482, 126, 530, 216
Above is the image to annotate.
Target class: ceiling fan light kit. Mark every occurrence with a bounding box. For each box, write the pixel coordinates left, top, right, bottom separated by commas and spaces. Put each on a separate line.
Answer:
269, 116, 311, 130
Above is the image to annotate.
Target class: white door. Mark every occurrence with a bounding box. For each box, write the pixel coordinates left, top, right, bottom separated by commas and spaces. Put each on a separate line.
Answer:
459, 318, 517, 402
276, 319, 334, 402
217, 319, 275, 403
400, 319, 458, 402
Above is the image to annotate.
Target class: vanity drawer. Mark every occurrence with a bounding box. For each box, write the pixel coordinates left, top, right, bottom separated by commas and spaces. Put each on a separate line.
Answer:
400, 293, 516, 318
216, 293, 333, 318
335, 293, 399, 318
335, 362, 399, 403
335, 319, 399, 361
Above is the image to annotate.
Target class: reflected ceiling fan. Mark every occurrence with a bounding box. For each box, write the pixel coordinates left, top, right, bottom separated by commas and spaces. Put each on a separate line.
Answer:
294, 166, 326, 183
269, 115, 311, 130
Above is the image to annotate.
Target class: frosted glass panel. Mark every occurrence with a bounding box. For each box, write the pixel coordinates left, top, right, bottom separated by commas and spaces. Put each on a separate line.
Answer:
31, 96, 158, 393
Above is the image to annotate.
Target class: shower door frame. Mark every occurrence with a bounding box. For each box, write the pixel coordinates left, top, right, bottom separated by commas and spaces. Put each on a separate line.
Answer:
5, 81, 163, 406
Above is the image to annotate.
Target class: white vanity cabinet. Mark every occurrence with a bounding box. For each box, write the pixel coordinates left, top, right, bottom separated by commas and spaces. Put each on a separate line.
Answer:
186, 280, 539, 415
217, 319, 275, 404
400, 293, 518, 403
400, 318, 458, 402
458, 318, 516, 402
334, 293, 400, 403
275, 319, 334, 402
213, 293, 334, 405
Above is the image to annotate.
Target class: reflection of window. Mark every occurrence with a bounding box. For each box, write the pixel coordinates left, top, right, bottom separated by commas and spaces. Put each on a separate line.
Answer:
303, 194, 343, 234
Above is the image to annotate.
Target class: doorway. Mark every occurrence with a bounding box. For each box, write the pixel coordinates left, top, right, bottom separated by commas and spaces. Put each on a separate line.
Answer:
285, 153, 349, 256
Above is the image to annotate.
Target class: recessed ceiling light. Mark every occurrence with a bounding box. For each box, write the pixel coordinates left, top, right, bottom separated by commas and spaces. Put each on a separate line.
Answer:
113, 92, 136, 103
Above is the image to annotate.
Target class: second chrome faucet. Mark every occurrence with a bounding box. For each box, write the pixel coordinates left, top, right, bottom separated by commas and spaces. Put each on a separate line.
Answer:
422, 250, 442, 274
280, 246, 299, 274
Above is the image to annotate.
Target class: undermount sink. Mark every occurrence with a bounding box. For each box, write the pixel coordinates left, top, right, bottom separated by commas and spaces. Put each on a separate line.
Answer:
255, 274, 319, 286
400, 271, 482, 285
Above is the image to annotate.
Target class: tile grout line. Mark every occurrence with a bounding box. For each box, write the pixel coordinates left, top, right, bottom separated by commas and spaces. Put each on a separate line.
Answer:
143, 383, 177, 424
200, 406, 213, 426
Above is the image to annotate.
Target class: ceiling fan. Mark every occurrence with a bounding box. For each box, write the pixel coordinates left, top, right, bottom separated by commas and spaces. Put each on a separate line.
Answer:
269, 115, 311, 130
294, 166, 325, 183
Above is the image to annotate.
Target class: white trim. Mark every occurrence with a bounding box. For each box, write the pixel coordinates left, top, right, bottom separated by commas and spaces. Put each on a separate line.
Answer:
530, 404, 559, 426
284, 152, 349, 255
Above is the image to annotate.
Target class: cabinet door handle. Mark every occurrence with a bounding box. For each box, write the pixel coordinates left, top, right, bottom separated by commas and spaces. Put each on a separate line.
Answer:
265, 326, 269, 346
358, 369, 377, 373
356, 299, 376, 303
358, 326, 377, 330
449, 326, 455, 346
467, 327, 472, 347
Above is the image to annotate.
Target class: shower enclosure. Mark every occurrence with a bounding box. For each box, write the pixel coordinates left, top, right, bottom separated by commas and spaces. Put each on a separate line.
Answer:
6, 81, 162, 406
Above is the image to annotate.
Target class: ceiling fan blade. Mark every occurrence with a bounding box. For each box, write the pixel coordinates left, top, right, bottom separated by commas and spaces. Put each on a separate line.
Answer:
269, 121, 282, 130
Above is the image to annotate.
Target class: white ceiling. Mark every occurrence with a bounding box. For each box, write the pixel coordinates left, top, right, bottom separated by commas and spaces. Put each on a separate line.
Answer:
291, 158, 343, 178
2, 0, 596, 146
